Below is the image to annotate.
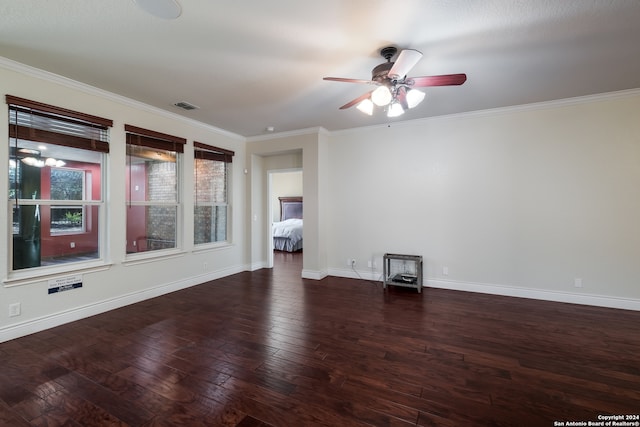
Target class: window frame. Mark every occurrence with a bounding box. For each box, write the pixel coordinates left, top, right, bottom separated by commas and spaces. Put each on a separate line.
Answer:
124, 125, 186, 259
6, 95, 112, 282
193, 142, 234, 248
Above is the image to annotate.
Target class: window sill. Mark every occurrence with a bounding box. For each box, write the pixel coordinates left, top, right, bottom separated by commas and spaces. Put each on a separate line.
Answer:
50, 230, 87, 237
4, 260, 113, 287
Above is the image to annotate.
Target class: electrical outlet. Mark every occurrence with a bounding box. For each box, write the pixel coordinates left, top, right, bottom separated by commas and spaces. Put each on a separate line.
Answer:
9, 303, 21, 317
574, 278, 583, 288
70, 242, 75, 248
443, 266, 449, 276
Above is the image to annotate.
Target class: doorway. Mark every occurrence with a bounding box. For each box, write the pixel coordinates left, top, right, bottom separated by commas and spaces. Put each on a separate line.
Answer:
267, 169, 303, 270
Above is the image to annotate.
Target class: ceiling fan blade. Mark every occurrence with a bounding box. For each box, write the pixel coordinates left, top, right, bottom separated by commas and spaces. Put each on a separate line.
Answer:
323, 77, 373, 84
408, 73, 467, 87
388, 49, 423, 80
339, 91, 373, 109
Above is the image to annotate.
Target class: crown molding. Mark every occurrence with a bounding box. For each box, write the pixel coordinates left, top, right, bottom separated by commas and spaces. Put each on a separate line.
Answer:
331, 87, 640, 137
0, 56, 245, 141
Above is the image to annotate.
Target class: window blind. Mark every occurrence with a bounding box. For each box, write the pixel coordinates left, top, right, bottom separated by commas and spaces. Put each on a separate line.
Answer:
125, 124, 186, 153
6, 95, 112, 153
194, 141, 234, 163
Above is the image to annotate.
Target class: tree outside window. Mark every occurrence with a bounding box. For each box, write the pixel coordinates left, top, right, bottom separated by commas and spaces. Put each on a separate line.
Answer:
50, 168, 86, 234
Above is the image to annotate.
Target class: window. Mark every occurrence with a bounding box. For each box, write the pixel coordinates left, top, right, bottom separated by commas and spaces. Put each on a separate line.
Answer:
7, 95, 111, 273
125, 125, 185, 254
194, 142, 234, 245
50, 168, 87, 235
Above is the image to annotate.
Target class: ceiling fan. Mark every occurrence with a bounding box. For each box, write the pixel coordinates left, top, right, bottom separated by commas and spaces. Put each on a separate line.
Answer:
323, 46, 466, 117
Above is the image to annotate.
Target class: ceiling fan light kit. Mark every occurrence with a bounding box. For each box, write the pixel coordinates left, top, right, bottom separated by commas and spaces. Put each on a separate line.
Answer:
406, 89, 425, 109
356, 99, 374, 116
387, 102, 405, 118
371, 86, 393, 106
14, 147, 66, 168
20, 156, 65, 168
324, 46, 466, 118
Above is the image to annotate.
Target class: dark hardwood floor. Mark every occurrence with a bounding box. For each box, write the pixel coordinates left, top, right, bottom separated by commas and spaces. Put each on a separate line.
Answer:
1, 251, 639, 426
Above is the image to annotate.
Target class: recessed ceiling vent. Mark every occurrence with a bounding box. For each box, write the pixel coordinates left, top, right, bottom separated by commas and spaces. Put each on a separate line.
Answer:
174, 101, 199, 111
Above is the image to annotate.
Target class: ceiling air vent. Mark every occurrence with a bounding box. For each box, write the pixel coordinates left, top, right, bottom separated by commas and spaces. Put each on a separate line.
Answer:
174, 101, 199, 111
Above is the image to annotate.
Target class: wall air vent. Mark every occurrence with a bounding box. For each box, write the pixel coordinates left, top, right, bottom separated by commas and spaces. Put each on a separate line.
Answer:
174, 101, 199, 111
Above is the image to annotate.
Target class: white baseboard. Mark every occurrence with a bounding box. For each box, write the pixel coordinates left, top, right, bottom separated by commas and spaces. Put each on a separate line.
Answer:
0, 265, 244, 343
327, 267, 382, 282
249, 261, 267, 271
328, 269, 640, 312
427, 278, 640, 311
301, 269, 327, 280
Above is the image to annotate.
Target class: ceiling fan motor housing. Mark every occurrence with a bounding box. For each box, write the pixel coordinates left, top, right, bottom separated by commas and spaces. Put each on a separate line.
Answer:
372, 46, 400, 84
372, 62, 394, 83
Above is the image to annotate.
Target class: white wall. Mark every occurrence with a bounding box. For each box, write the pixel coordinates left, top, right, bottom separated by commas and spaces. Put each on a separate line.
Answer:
326, 91, 640, 310
0, 61, 247, 342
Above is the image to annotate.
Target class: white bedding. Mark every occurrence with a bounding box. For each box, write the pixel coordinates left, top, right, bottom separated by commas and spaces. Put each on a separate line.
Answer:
272, 218, 303, 246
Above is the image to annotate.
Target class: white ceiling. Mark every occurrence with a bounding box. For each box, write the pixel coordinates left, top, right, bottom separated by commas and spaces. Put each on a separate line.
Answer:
2, 0, 640, 138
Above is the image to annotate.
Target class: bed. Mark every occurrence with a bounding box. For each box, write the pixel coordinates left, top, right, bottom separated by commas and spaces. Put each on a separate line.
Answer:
273, 196, 303, 252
